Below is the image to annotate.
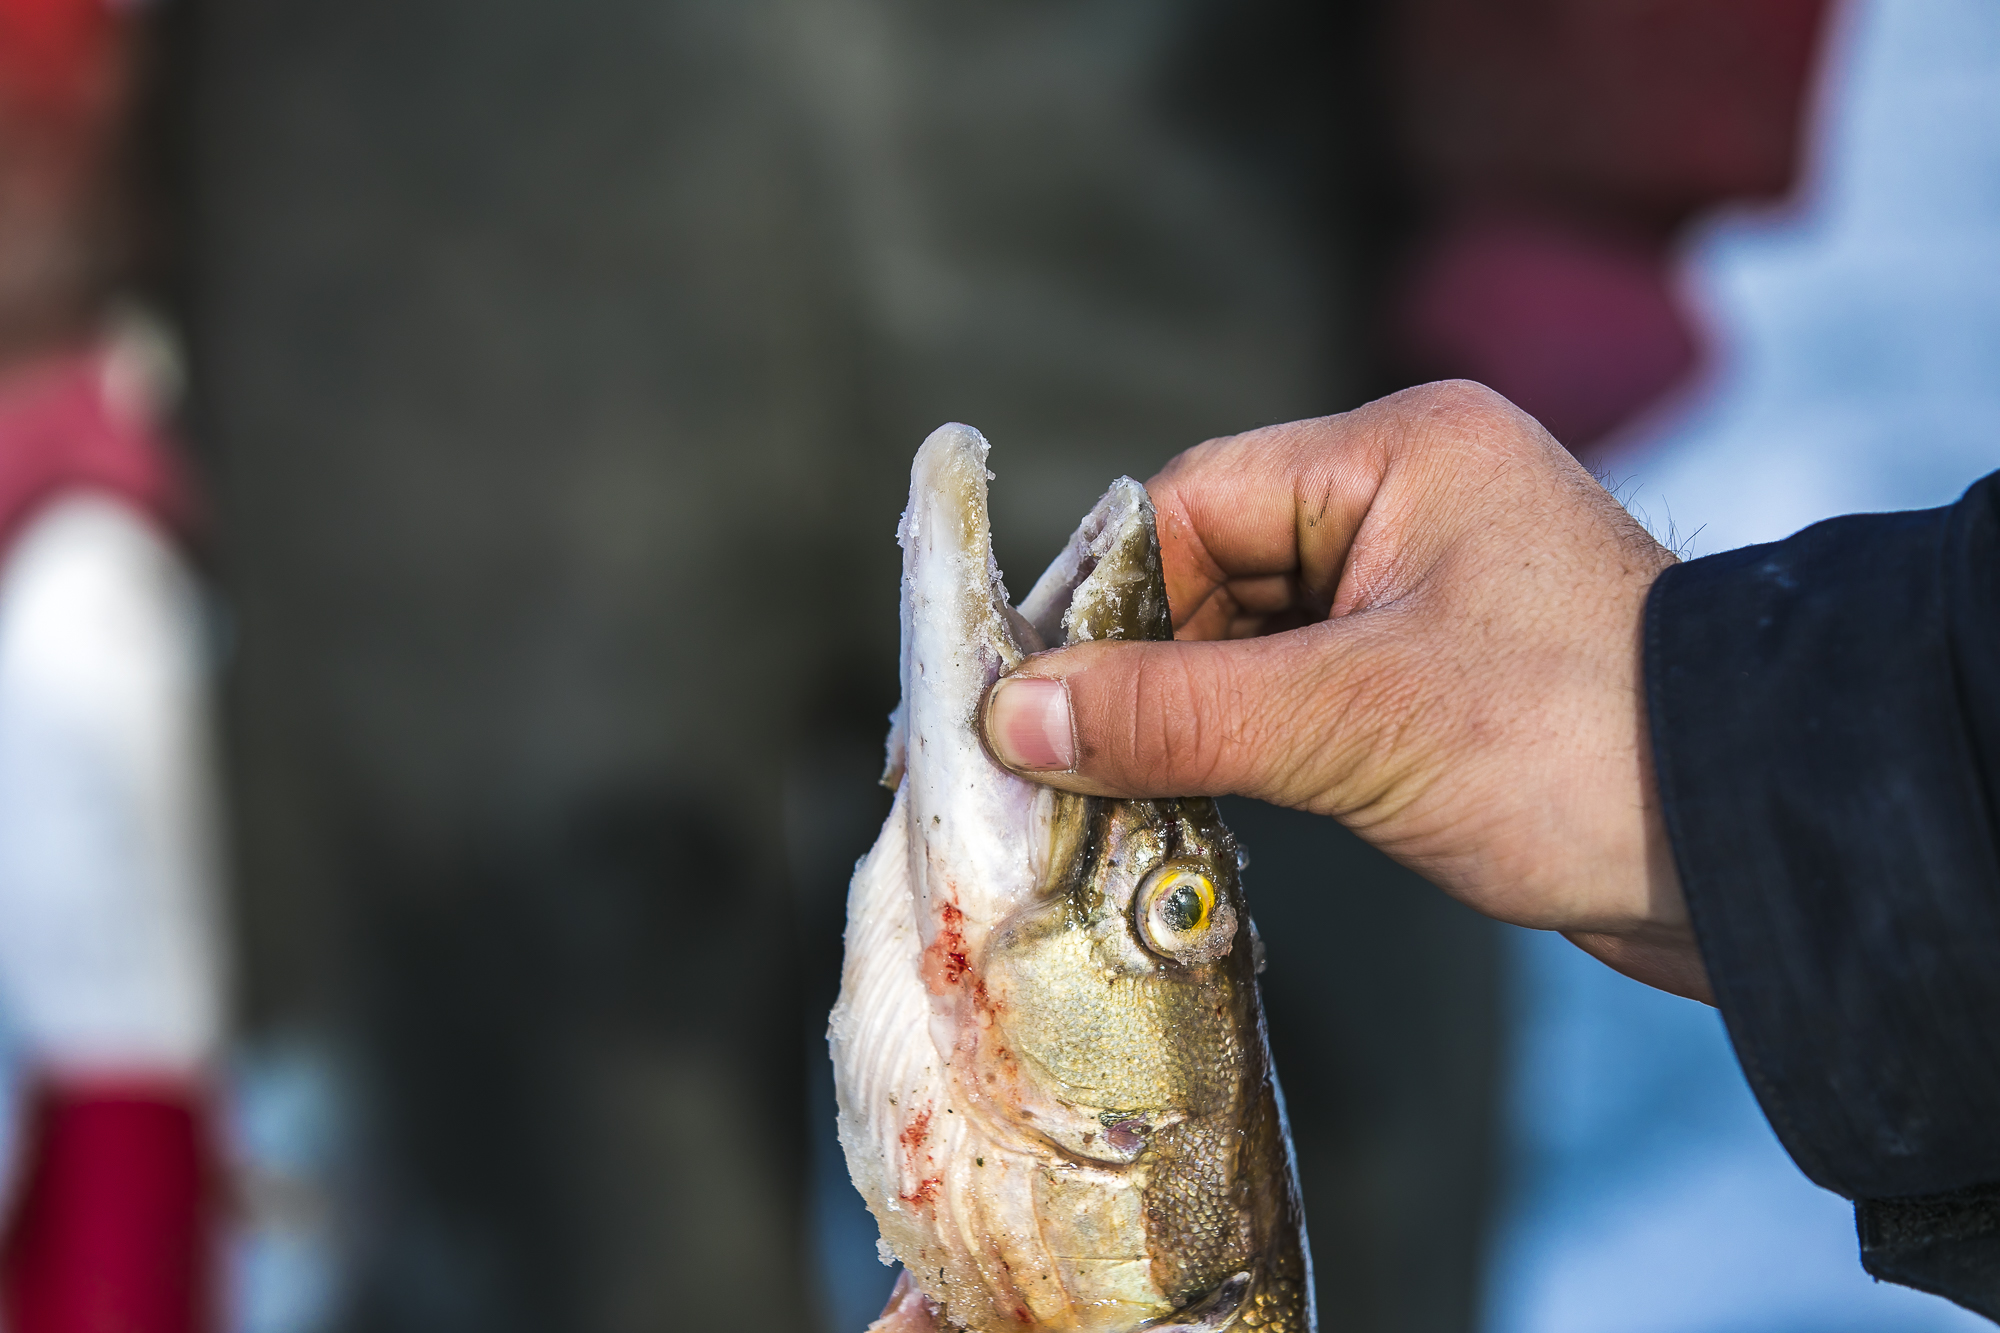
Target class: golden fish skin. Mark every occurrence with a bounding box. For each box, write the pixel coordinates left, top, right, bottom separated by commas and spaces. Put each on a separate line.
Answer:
830, 425, 1313, 1333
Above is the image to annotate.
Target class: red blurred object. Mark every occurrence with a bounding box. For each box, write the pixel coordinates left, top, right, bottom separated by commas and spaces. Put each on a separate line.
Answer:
1, 1083, 215, 1333
0, 9, 214, 1331
0, 348, 188, 552
0, 0, 130, 362
1384, 0, 1833, 454
1399, 0, 1831, 217
1394, 206, 1698, 449
0, 0, 117, 121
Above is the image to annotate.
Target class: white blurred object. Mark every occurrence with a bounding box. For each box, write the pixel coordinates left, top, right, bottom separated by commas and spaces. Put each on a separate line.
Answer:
0, 493, 227, 1074
1489, 0, 2000, 1330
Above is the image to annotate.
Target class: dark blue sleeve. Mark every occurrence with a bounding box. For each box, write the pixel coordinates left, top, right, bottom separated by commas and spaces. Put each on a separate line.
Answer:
1645, 470, 2000, 1321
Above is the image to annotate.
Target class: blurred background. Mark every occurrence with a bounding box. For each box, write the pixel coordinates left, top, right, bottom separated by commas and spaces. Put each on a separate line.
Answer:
0, 0, 1993, 1330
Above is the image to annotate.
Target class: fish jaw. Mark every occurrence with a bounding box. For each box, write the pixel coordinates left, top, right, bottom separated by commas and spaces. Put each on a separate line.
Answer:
893, 423, 1046, 1001
1016, 476, 1169, 648
838, 425, 1146, 1330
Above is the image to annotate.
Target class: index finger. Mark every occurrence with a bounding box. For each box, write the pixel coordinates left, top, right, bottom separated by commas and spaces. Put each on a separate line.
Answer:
1145, 403, 1397, 641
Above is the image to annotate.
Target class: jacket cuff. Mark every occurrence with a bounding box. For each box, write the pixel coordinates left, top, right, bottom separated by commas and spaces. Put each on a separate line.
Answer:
1645, 478, 2000, 1188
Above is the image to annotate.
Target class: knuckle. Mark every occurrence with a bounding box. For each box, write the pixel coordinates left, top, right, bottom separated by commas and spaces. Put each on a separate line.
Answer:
1412, 377, 1509, 418
1395, 380, 1553, 478
1406, 379, 1526, 440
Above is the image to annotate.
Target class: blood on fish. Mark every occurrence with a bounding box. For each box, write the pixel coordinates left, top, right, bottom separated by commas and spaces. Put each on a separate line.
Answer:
923, 902, 973, 993
899, 1107, 938, 1209
901, 1107, 934, 1152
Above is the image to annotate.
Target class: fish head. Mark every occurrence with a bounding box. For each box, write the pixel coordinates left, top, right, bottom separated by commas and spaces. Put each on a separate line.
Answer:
834, 424, 1311, 1333
983, 792, 1249, 1165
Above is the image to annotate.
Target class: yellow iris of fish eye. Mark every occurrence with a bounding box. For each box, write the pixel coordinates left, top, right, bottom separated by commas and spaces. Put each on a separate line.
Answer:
1139, 867, 1216, 954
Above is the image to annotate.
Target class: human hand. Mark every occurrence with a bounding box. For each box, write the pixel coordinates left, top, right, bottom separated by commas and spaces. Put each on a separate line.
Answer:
982, 382, 1708, 1001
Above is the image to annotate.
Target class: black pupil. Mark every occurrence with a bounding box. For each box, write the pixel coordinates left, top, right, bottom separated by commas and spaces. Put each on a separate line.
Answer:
1161, 882, 1205, 934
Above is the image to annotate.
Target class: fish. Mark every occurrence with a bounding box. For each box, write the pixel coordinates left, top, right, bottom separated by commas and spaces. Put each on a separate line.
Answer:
829, 423, 1313, 1333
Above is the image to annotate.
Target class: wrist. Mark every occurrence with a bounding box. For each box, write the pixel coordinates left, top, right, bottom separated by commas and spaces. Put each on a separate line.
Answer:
1565, 566, 1709, 1002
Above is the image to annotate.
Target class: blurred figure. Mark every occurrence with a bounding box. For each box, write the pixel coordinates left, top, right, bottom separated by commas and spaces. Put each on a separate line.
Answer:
191, 4, 841, 1328
0, 0, 226, 1329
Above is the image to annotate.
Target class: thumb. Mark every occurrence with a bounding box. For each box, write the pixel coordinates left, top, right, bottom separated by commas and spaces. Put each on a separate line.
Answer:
981, 623, 1398, 809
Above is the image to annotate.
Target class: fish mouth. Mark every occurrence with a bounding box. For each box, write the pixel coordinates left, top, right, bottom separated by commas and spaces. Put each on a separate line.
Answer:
1133, 1272, 1251, 1330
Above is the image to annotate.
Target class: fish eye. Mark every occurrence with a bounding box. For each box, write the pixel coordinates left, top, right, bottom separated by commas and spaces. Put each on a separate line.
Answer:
1160, 880, 1210, 934
1135, 863, 1232, 963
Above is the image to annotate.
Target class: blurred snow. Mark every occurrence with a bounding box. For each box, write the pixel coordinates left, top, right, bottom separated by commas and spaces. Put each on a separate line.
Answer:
1486, 934, 1989, 1333
227, 1039, 349, 1333
1489, 1, 2000, 1330
1601, 0, 2000, 554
